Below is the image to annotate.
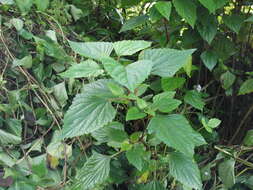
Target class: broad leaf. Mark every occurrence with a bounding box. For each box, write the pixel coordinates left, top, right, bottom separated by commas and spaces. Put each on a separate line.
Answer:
126, 144, 147, 171
168, 152, 202, 189
16, 0, 33, 14
102, 57, 153, 92
52, 82, 68, 107
126, 107, 147, 121
173, 0, 197, 28
151, 98, 182, 113
224, 14, 244, 34
59, 60, 104, 78
238, 78, 253, 95
68, 41, 113, 61
155, 1, 172, 21
120, 15, 149, 33
148, 114, 205, 157
220, 71, 236, 90
61, 80, 116, 139
201, 50, 218, 71
12, 55, 32, 69
218, 159, 235, 189
113, 40, 152, 56
140, 48, 195, 77
184, 90, 205, 111
0, 129, 21, 145
245, 15, 253, 22
161, 77, 186, 91
34, 0, 49, 11
198, 0, 216, 13
72, 152, 111, 189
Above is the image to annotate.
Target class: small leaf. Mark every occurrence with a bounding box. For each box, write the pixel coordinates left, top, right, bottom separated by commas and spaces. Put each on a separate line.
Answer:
52, 82, 68, 107
243, 129, 253, 146
16, 0, 33, 14
59, 60, 104, 78
238, 78, 253, 95
61, 80, 116, 139
148, 114, 205, 157
224, 14, 245, 34
12, 55, 32, 69
168, 152, 202, 189
107, 82, 125, 96
201, 50, 218, 71
245, 15, 253, 22
183, 56, 192, 77
126, 107, 147, 121
218, 159, 235, 189
10, 18, 24, 31
173, 0, 197, 28
68, 41, 113, 61
72, 152, 111, 189
161, 77, 186, 91
155, 1, 172, 21
184, 90, 205, 111
208, 118, 221, 129
140, 48, 195, 77
34, 0, 49, 11
102, 57, 153, 92
120, 15, 149, 33
220, 71, 236, 90
113, 40, 152, 56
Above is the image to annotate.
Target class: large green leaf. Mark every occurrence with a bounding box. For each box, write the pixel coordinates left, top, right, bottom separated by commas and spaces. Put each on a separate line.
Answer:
198, 0, 216, 13
184, 90, 205, 111
161, 77, 186, 91
155, 1, 172, 21
148, 114, 205, 157
120, 15, 149, 33
223, 14, 245, 34
102, 57, 153, 92
68, 41, 113, 61
220, 71, 236, 90
238, 78, 253, 95
126, 144, 147, 171
201, 50, 218, 71
59, 60, 104, 78
72, 152, 111, 189
168, 152, 202, 189
113, 40, 152, 56
140, 48, 195, 77
218, 158, 235, 189
61, 80, 116, 139
173, 0, 197, 28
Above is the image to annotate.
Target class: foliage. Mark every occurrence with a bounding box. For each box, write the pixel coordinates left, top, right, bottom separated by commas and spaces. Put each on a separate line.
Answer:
0, 0, 253, 189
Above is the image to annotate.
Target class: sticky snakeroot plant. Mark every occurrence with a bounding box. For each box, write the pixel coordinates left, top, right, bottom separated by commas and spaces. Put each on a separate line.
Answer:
59, 40, 219, 190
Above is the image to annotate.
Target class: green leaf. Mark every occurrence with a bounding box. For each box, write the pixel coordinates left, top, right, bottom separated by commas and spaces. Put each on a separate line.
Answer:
238, 78, 253, 95
184, 90, 205, 111
126, 144, 147, 171
73, 152, 111, 189
34, 0, 49, 11
220, 71, 236, 90
12, 55, 32, 69
15, 0, 33, 14
224, 14, 245, 34
183, 56, 192, 77
113, 40, 152, 56
107, 82, 125, 96
161, 77, 186, 91
52, 82, 68, 107
218, 159, 235, 189
140, 48, 195, 77
0, 152, 16, 167
245, 15, 253, 22
168, 152, 202, 189
0, 0, 14, 5
0, 129, 21, 145
102, 57, 153, 92
126, 107, 147, 121
173, 0, 197, 28
68, 41, 113, 61
10, 18, 24, 31
148, 114, 205, 157
243, 129, 253, 146
201, 50, 218, 71
198, 0, 216, 13
197, 12, 218, 44
155, 1, 172, 21
59, 60, 104, 78
91, 122, 128, 146
151, 98, 182, 113
120, 15, 149, 33
61, 80, 116, 139
139, 181, 166, 190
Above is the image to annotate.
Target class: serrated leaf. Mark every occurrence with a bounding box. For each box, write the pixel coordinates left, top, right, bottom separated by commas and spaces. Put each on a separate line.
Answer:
61, 80, 116, 139
155, 1, 172, 21
102, 57, 153, 92
173, 0, 197, 28
220, 71, 236, 90
140, 48, 195, 77
218, 159, 235, 189
120, 15, 149, 33
113, 40, 152, 56
224, 14, 245, 34
68, 41, 113, 61
148, 114, 205, 157
60, 60, 104, 78
161, 77, 186, 91
72, 152, 111, 189
201, 50, 218, 71
184, 90, 205, 111
238, 79, 253, 95
126, 107, 147, 121
168, 152, 202, 189
126, 144, 146, 171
